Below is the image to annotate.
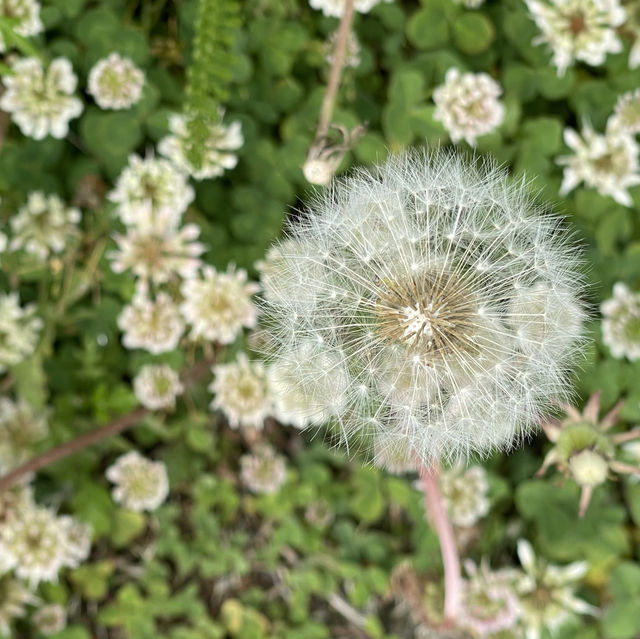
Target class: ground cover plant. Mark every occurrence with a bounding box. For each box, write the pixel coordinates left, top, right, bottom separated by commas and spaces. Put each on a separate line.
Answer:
1, 0, 640, 637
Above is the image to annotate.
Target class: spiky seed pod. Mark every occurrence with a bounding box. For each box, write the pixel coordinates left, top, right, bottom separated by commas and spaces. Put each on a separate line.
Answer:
261, 150, 586, 466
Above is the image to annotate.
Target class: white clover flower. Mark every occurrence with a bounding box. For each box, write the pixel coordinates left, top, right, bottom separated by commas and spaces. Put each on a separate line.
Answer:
261, 150, 586, 467
309, 0, 390, 18
627, 1, 640, 68
0, 293, 42, 374
108, 154, 194, 231
133, 364, 183, 410
460, 559, 522, 638
58, 516, 92, 567
608, 89, 640, 135
0, 398, 48, 473
557, 123, 640, 206
438, 463, 490, 527
0, 57, 83, 140
180, 265, 259, 344
158, 111, 243, 180
108, 224, 205, 286
433, 68, 504, 147
0, 0, 43, 52
106, 451, 169, 512
525, 0, 626, 74
1, 503, 71, 586
9, 192, 81, 261
209, 354, 271, 429
118, 292, 184, 354
32, 604, 66, 635
267, 341, 350, 429
324, 30, 360, 68
87, 53, 145, 110
240, 445, 287, 494
601, 282, 640, 359
0, 575, 38, 637
515, 539, 598, 639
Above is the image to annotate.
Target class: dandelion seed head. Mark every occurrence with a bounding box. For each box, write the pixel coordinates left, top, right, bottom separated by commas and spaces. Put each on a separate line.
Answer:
261, 150, 586, 466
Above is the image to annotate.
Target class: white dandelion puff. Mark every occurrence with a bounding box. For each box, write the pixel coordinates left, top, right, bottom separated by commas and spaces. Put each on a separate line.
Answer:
260, 150, 586, 467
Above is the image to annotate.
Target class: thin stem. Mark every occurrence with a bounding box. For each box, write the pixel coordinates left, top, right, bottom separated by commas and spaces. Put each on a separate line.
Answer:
0, 358, 213, 493
315, 0, 355, 141
418, 463, 463, 626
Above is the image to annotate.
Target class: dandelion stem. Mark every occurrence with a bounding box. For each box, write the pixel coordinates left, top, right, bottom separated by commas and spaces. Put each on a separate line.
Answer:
0, 357, 213, 493
419, 463, 463, 625
315, 0, 355, 141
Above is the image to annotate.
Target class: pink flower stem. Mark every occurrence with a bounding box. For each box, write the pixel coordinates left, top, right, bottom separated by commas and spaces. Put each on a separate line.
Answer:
418, 462, 463, 626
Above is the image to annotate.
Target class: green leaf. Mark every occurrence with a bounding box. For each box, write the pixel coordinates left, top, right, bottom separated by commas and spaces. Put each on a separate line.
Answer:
79, 108, 143, 175
407, 6, 449, 50
452, 13, 495, 55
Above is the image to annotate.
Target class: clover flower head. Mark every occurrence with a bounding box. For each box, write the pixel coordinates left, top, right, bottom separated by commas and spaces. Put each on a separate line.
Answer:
0, 398, 48, 473
626, 0, 640, 68
438, 462, 490, 527
525, 0, 626, 75
158, 111, 243, 180
180, 265, 259, 344
557, 123, 640, 206
240, 445, 287, 494
461, 559, 522, 637
209, 354, 272, 429
0, 293, 43, 374
32, 604, 67, 635
10, 192, 81, 261
261, 150, 586, 467
133, 364, 183, 410
1, 503, 71, 586
0, 0, 43, 52
118, 291, 185, 354
87, 52, 145, 110
0, 575, 38, 637
308, 0, 390, 17
433, 68, 504, 146
108, 224, 205, 285
106, 451, 169, 511
58, 515, 92, 566
601, 282, 640, 359
108, 154, 195, 231
608, 89, 640, 135
0, 57, 83, 140
515, 539, 598, 639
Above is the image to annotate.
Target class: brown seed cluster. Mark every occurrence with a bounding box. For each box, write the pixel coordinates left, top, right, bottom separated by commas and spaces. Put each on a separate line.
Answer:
375, 270, 478, 364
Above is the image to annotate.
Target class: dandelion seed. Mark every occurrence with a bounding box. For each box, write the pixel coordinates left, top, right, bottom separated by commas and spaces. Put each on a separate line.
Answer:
261, 150, 586, 466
